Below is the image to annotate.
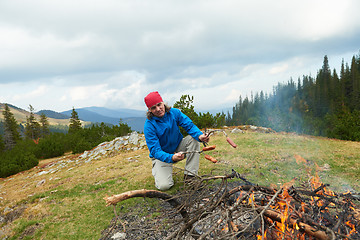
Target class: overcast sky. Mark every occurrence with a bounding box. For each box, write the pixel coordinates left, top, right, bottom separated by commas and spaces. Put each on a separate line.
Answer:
0, 0, 359, 113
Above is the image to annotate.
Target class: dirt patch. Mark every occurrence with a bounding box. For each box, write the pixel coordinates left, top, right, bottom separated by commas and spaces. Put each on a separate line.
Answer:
100, 200, 179, 240
19, 223, 42, 239
1, 205, 27, 223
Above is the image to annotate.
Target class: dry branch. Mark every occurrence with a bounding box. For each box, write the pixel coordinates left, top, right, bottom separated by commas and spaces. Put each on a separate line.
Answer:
104, 189, 188, 219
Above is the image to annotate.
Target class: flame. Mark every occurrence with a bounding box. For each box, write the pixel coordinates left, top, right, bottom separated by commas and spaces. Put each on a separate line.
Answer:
248, 193, 255, 205
236, 191, 245, 203
294, 222, 300, 230
257, 230, 267, 240
301, 202, 305, 213
346, 221, 356, 235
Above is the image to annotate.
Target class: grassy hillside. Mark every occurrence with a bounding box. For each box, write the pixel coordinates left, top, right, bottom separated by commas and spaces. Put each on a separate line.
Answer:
0, 129, 359, 239
0, 103, 88, 126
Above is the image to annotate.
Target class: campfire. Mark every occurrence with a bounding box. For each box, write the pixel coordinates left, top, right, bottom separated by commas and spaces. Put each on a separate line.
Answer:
103, 155, 360, 240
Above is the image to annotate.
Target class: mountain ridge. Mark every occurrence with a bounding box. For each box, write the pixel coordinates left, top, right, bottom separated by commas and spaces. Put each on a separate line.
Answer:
60, 107, 145, 132
0, 103, 145, 132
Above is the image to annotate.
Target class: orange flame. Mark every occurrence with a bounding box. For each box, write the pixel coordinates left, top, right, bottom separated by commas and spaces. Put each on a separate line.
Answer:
257, 230, 267, 240
346, 221, 356, 236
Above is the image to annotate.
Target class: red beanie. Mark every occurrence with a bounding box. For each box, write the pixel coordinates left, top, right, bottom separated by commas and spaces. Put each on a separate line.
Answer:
144, 91, 163, 108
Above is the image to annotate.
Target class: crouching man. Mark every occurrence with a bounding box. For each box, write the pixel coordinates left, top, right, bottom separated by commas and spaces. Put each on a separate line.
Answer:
143, 91, 209, 190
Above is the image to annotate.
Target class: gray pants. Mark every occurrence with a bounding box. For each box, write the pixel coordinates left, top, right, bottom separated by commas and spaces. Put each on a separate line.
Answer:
152, 135, 200, 191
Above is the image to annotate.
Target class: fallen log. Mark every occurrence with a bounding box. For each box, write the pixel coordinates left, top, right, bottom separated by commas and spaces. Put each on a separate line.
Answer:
104, 189, 188, 219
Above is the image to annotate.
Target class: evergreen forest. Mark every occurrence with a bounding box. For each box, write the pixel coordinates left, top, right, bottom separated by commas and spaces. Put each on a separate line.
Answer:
226, 54, 360, 141
0, 106, 131, 178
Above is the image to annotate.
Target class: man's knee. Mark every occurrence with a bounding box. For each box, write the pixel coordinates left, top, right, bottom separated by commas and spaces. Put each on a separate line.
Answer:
156, 181, 173, 191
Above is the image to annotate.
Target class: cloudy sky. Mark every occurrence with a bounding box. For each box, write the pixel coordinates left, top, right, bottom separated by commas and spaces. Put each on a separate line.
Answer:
0, 0, 359, 113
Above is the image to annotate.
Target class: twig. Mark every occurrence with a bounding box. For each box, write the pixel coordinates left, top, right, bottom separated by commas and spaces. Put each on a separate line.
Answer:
238, 188, 283, 234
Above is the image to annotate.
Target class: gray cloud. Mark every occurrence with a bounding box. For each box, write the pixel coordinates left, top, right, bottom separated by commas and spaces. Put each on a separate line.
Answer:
0, 0, 359, 111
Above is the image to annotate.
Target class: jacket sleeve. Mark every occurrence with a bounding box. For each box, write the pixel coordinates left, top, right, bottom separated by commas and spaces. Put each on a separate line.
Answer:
144, 121, 174, 163
174, 109, 203, 141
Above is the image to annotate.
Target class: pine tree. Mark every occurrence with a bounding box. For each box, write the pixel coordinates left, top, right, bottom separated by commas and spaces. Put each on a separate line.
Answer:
2, 104, 21, 150
350, 56, 360, 110
25, 105, 41, 140
0, 133, 4, 152
39, 113, 50, 137
68, 107, 82, 134
173, 95, 198, 123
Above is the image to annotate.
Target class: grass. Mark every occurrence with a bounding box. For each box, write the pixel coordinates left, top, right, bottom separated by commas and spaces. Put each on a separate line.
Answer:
1, 130, 360, 239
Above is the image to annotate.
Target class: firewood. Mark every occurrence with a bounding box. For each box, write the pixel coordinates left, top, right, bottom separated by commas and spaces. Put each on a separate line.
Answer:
262, 208, 331, 240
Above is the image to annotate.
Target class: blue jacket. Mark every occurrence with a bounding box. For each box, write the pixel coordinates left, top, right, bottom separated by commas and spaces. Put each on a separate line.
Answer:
144, 108, 203, 163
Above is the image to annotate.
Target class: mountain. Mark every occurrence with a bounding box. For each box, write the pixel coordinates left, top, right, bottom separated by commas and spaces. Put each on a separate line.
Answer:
82, 106, 145, 118
61, 109, 120, 125
60, 107, 146, 132
36, 110, 70, 119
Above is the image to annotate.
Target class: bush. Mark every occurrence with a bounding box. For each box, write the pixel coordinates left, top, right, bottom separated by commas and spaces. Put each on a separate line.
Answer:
0, 141, 38, 178
72, 137, 92, 154
35, 133, 67, 159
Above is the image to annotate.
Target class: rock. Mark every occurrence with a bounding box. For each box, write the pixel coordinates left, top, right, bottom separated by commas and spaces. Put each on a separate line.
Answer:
129, 131, 140, 145
114, 140, 125, 150
36, 171, 49, 176
36, 179, 46, 187
139, 140, 146, 148
231, 128, 244, 134
250, 125, 258, 130
111, 232, 126, 240
79, 151, 89, 158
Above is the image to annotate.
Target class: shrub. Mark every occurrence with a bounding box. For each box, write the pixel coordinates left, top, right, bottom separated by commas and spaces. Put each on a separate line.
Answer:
72, 138, 92, 154
35, 133, 67, 159
0, 141, 38, 178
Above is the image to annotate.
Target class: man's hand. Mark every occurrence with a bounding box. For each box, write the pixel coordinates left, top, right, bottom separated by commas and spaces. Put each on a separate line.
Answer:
172, 152, 185, 162
199, 134, 210, 143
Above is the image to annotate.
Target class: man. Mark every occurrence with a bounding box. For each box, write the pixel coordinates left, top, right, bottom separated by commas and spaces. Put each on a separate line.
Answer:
144, 91, 209, 190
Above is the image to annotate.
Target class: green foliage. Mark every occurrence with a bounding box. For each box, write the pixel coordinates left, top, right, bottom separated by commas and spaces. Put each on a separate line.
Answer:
68, 131, 92, 154
174, 95, 226, 133
173, 95, 198, 122
326, 109, 360, 141
0, 133, 4, 152
0, 139, 39, 178
34, 133, 67, 159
